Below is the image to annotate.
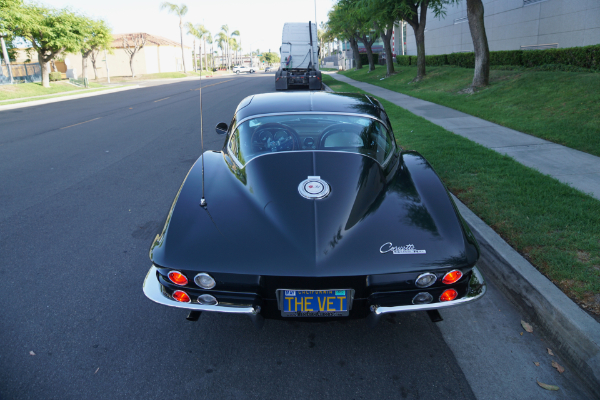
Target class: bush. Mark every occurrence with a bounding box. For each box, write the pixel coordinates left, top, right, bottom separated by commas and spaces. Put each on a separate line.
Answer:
359, 53, 378, 65
447, 52, 475, 68
49, 71, 62, 81
532, 63, 599, 73
396, 55, 411, 65
522, 45, 600, 70
425, 54, 448, 66
489, 50, 522, 66
390, 44, 600, 71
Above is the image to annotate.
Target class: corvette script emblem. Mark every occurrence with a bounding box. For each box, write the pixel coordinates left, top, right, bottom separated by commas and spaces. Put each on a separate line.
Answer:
380, 243, 426, 254
298, 176, 330, 199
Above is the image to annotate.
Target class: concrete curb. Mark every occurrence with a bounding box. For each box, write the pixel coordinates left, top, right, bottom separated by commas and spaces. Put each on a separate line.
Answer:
452, 194, 600, 398
0, 85, 139, 111
322, 83, 333, 92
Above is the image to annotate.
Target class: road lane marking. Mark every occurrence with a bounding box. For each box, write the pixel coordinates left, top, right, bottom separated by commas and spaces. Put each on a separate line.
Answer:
154, 97, 170, 102
60, 117, 101, 130
193, 79, 234, 90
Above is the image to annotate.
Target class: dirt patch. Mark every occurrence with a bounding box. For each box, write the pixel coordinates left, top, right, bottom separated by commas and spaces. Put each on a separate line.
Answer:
560, 279, 600, 317
0, 85, 18, 93
577, 250, 591, 262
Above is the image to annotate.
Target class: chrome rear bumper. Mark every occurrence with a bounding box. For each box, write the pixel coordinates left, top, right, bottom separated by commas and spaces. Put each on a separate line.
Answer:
143, 265, 486, 328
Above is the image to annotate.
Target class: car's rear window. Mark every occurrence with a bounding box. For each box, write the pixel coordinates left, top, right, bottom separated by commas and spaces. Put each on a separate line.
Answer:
228, 114, 395, 166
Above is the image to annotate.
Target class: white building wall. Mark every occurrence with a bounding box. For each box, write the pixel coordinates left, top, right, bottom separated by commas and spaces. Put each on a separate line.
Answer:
145, 46, 160, 74
406, 0, 600, 55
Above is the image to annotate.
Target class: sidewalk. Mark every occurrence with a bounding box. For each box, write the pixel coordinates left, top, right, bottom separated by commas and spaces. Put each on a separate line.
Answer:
328, 73, 600, 202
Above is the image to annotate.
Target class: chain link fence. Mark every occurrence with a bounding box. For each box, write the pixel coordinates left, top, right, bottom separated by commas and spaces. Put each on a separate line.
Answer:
0, 63, 42, 85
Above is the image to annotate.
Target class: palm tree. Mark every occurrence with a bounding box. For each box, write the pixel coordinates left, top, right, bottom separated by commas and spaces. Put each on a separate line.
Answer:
218, 25, 240, 70
185, 22, 210, 71
184, 22, 197, 71
160, 2, 188, 73
230, 38, 239, 66
215, 32, 227, 69
219, 25, 229, 69
231, 30, 240, 66
205, 32, 212, 71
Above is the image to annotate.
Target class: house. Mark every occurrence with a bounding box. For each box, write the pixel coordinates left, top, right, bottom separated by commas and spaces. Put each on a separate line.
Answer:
64, 33, 194, 78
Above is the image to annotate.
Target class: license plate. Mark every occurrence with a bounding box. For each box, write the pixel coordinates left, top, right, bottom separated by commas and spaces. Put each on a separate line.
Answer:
278, 289, 351, 317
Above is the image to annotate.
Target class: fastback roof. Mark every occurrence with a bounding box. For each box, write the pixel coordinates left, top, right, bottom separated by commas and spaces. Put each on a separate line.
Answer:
235, 92, 382, 121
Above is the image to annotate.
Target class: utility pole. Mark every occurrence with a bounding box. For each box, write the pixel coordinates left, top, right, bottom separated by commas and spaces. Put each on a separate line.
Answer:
193, 38, 197, 72
401, 21, 405, 55
104, 49, 110, 83
0, 35, 14, 84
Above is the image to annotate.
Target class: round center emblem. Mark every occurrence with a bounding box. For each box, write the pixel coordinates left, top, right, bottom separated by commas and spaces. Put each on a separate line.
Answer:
298, 176, 330, 199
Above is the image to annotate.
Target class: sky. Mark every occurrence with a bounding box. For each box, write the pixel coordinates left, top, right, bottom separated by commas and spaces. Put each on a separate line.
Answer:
38, 0, 337, 54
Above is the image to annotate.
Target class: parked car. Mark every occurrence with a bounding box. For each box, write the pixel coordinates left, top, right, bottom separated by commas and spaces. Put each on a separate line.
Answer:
143, 92, 486, 328
264, 66, 273, 72
232, 65, 255, 74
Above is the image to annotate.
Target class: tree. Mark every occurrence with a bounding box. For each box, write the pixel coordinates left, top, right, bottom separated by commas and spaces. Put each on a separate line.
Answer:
230, 37, 239, 66
259, 52, 279, 66
185, 22, 199, 71
122, 33, 146, 77
327, 3, 362, 70
1, 0, 24, 83
160, 2, 188, 73
185, 23, 211, 72
80, 19, 112, 81
205, 31, 213, 70
231, 30, 240, 65
215, 31, 227, 68
7, 4, 90, 87
340, 0, 379, 71
358, 0, 453, 80
466, 0, 489, 88
355, 0, 400, 76
219, 25, 230, 69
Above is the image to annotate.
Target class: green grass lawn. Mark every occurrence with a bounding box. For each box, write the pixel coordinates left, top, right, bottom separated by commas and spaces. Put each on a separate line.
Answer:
0, 81, 104, 101
0, 86, 121, 105
323, 74, 600, 315
339, 65, 600, 157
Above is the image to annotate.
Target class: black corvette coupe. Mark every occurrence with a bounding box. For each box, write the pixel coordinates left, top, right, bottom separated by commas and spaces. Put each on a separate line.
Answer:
143, 91, 486, 328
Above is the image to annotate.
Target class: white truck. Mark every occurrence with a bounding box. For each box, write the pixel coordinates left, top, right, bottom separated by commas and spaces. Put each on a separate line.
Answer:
275, 22, 321, 90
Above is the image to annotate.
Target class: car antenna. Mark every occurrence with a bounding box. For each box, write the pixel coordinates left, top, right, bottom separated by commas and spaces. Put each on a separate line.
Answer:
199, 45, 207, 209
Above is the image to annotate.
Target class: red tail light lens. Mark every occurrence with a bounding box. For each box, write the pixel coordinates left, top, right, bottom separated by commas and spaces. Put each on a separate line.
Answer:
168, 271, 188, 286
440, 289, 458, 302
442, 270, 463, 285
172, 290, 191, 303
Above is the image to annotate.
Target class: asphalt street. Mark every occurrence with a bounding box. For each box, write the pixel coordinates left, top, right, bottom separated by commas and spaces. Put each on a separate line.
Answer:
0, 74, 591, 399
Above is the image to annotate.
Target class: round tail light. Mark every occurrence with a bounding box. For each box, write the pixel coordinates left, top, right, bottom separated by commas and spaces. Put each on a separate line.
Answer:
172, 290, 191, 303
198, 294, 218, 305
442, 270, 463, 285
168, 271, 188, 286
412, 292, 433, 305
415, 272, 437, 288
440, 289, 458, 302
194, 273, 216, 289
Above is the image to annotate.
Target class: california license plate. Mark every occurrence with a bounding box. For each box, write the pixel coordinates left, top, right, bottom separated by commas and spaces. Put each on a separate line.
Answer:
279, 289, 350, 317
